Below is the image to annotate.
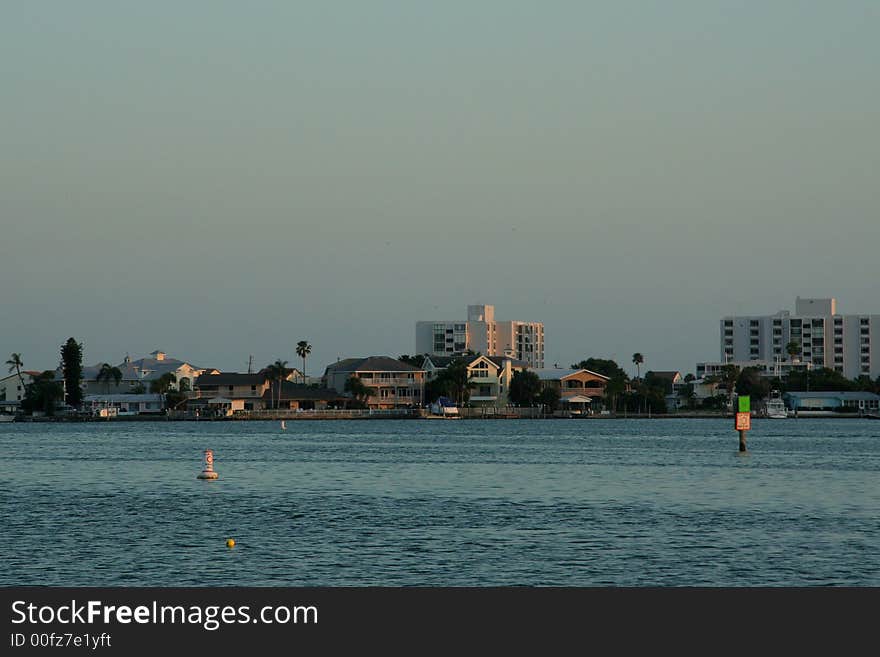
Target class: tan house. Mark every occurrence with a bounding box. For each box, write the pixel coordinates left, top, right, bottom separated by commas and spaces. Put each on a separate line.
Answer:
532, 368, 610, 413
323, 357, 425, 409
191, 373, 271, 411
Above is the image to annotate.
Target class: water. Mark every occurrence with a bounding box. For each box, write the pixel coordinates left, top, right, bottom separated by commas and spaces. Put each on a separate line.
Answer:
1, 418, 879, 586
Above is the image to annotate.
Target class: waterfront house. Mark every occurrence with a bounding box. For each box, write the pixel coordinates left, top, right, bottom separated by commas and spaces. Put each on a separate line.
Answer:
532, 368, 610, 413
783, 391, 880, 415
0, 370, 40, 410
70, 351, 218, 396
81, 393, 165, 415
323, 357, 425, 409
121, 351, 216, 392
422, 354, 527, 406
264, 381, 346, 410
191, 372, 271, 411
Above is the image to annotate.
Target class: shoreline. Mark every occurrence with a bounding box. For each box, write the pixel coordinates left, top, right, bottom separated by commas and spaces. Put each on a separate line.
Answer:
5, 412, 875, 423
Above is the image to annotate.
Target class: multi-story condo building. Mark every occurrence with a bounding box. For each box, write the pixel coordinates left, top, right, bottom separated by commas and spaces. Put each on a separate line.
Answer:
696, 360, 813, 380
415, 304, 545, 368
720, 297, 879, 379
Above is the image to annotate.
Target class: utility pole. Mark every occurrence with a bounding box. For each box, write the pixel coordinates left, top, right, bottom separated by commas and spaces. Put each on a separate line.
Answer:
247, 355, 254, 374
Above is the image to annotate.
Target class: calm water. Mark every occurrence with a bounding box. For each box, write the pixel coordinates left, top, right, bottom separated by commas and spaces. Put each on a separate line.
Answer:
1, 418, 879, 586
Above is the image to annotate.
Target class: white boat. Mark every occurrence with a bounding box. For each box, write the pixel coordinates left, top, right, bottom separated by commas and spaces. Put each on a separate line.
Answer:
0, 414, 15, 422
765, 392, 788, 419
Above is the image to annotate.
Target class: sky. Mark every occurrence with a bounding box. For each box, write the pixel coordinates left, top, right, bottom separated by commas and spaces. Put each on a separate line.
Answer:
2, 1, 878, 379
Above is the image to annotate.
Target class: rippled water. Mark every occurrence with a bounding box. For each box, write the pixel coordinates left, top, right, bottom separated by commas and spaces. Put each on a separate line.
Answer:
2, 418, 879, 586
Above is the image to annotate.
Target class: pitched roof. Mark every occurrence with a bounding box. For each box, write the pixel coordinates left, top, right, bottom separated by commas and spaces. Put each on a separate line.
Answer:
484, 356, 529, 368
784, 391, 880, 401
648, 371, 682, 381
423, 356, 457, 368
531, 368, 610, 381
195, 373, 268, 387
326, 356, 423, 373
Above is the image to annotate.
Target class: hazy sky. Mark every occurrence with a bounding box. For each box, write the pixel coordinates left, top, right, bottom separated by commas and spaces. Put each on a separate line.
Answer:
2, 1, 878, 378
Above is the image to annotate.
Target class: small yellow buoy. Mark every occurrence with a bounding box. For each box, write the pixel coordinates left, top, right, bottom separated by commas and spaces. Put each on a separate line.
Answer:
226, 538, 235, 549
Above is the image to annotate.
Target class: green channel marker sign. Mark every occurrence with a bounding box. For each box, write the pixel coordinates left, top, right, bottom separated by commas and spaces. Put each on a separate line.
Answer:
738, 396, 751, 413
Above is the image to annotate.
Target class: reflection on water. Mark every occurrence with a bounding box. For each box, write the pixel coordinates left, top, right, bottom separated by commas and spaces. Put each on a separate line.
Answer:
1, 418, 878, 585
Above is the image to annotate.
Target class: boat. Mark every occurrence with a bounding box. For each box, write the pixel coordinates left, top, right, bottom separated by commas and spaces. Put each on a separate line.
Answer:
0, 414, 16, 422
765, 392, 788, 419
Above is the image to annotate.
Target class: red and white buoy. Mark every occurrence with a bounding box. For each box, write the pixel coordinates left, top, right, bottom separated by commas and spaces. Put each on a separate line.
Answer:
197, 449, 219, 480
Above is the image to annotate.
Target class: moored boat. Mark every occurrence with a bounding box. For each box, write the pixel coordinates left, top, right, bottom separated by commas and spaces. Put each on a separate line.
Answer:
765, 391, 788, 419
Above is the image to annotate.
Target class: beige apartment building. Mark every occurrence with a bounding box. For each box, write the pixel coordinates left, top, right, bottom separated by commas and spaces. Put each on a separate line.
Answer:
415, 304, 545, 368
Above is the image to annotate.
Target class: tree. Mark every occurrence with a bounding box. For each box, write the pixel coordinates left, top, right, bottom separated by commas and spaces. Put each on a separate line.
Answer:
678, 382, 697, 410
706, 364, 740, 411
96, 363, 123, 394
632, 353, 644, 381
571, 358, 627, 379
398, 354, 425, 368
5, 353, 24, 392
21, 370, 64, 416
603, 376, 627, 413
296, 341, 312, 383
644, 371, 673, 396
785, 367, 853, 393
150, 372, 177, 394
150, 372, 177, 411
60, 338, 84, 408
735, 367, 770, 401
443, 358, 474, 406
264, 360, 292, 409
786, 341, 800, 363
537, 386, 560, 412
508, 370, 542, 406
571, 358, 629, 413
344, 375, 374, 407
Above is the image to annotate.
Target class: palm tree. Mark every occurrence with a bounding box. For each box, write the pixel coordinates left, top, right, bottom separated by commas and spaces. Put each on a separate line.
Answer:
264, 359, 292, 409
631, 353, 645, 413
344, 375, 375, 407
150, 372, 177, 411
6, 353, 24, 391
96, 363, 123, 394
295, 341, 312, 383
631, 353, 644, 381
